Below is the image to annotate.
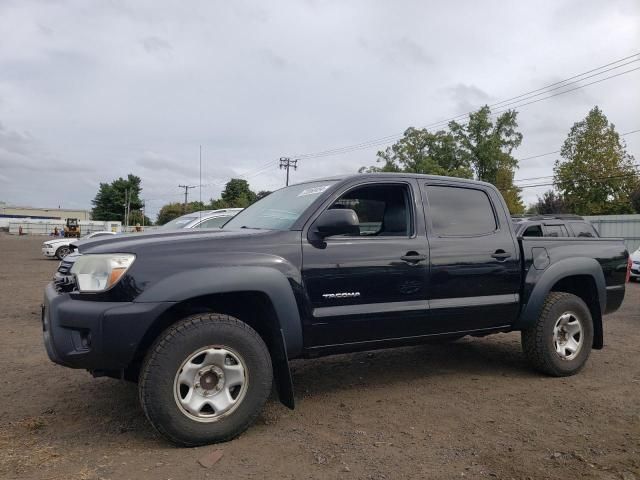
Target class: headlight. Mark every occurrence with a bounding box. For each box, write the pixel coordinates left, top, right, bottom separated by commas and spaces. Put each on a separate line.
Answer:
70, 254, 135, 292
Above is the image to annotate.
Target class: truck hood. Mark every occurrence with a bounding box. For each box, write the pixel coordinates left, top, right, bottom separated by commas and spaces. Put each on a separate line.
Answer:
74, 227, 277, 255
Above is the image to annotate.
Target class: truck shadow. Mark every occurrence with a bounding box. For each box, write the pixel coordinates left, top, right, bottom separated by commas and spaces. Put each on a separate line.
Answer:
290, 333, 534, 397
54, 333, 533, 447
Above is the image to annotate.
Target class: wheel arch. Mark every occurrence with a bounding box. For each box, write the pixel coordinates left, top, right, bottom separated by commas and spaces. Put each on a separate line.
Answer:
516, 258, 605, 349
131, 267, 301, 408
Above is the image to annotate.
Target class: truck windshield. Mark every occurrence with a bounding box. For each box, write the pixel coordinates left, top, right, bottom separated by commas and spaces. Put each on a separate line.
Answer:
223, 180, 337, 230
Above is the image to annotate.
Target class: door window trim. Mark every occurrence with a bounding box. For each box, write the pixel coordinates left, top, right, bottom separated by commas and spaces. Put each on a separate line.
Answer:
305, 180, 418, 241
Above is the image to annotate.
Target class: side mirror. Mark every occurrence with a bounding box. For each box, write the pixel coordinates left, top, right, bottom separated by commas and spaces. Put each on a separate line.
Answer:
313, 209, 360, 238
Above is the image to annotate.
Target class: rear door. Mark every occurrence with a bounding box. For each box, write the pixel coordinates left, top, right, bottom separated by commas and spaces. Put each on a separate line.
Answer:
422, 182, 521, 333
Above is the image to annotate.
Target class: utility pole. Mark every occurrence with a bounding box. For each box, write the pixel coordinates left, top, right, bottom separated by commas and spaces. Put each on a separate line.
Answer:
178, 184, 196, 213
199, 145, 202, 224
123, 189, 130, 230
279, 157, 298, 186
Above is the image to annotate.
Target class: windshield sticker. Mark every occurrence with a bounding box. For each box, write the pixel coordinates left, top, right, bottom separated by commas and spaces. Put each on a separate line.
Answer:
297, 185, 331, 197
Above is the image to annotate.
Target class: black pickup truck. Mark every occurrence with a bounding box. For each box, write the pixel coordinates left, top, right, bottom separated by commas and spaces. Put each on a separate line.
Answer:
42, 174, 629, 446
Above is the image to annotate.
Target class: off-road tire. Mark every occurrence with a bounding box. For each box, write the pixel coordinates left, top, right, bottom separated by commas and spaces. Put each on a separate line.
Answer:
521, 292, 593, 377
55, 246, 70, 260
139, 313, 273, 446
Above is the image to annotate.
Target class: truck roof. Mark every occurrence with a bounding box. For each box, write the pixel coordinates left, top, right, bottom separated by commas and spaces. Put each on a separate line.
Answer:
299, 172, 495, 188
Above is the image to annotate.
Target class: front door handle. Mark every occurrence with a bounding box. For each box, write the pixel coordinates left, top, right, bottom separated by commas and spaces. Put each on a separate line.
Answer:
400, 253, 427, 264
491, 250, 511, 261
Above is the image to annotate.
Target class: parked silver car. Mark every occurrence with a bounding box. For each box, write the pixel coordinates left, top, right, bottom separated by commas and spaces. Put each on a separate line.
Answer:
160, 209, 243, 230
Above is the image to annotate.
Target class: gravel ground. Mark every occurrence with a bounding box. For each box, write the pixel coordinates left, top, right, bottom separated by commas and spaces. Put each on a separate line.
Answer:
1, 233, 639, 480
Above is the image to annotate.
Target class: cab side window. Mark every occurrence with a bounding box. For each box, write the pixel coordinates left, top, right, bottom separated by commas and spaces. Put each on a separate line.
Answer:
544, 224, 569, 237
522, 225, 543, 237
426, 186, 497, 236
329, 184, 412, 237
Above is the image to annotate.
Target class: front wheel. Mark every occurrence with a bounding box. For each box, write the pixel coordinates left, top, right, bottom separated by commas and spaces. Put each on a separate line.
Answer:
139, 313, 273, 446
521, 292, 593, 377
55, 246, 70, 260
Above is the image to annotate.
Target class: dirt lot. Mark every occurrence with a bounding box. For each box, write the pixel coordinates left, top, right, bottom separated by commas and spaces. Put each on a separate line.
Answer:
0, 233, 639, 480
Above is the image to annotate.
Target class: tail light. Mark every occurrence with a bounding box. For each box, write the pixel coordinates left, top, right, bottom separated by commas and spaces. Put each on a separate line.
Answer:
626, 256, 632, 283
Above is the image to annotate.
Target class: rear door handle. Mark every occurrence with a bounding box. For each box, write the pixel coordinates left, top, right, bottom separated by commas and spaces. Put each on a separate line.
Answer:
400, 253, 427, 263
491, 250, 511, 261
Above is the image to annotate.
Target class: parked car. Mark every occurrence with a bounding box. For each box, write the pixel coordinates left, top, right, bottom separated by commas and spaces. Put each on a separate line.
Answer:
159, 209, 243, 230
512, 215, 600, 238
42, 174, 628, 446
42, 231, 116, 260
629, 246, 640, 281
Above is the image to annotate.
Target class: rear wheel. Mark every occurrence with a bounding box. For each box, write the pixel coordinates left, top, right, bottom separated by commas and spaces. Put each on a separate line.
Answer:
139, 313, 273, 446
521, 292, 593, 376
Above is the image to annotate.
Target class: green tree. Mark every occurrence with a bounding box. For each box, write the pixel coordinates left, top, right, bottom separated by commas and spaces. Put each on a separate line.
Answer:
554, 106, 637, 215
157, 179, 264, 223
449, 106, 524, 213
631, 186, 640, 213
156, 201, 205, 225
527, 190, 568, 215
359, 127, 473, 178
128, 209, 153, 226
91, 174, 143, 222
219, 179, 257, 208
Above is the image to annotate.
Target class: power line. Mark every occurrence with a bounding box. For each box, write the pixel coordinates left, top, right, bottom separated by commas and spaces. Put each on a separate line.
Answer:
487, 52, 640, 109
192, 53, 640, 193
291, 53, 640, 160
298, 65, 640, 160
518, 170, 640, 190
145, 56, 640, 206
513, 128, 640, 183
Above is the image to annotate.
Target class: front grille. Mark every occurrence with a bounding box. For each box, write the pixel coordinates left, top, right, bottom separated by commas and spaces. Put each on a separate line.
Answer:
54, 257, 77, 292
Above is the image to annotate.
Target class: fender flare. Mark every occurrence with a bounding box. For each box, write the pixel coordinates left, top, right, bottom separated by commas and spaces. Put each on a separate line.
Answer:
515, 257, 606, 330
135, 266, 301, 409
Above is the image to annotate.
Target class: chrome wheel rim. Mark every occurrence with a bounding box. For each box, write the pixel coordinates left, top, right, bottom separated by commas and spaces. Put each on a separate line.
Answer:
553, 312, 583, 361
173, 346, 248, 422
58, 247, 70, 258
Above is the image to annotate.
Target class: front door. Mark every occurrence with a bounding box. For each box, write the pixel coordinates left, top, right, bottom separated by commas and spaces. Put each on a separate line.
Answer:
302, 180, 429, 347
422, 182, 521, 334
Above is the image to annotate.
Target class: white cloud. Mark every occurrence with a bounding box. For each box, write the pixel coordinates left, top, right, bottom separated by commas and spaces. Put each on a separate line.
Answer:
0, 0, 638, 215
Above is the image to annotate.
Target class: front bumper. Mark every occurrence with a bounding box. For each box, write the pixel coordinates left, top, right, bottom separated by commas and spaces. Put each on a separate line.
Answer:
42, 246, 56, 257
42, 283, 174, 370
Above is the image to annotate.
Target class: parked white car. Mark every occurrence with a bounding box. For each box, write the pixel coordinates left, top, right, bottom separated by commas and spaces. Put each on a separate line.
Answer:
42, 231, 116, 260
159, 208, 243, 230
630, 247, 640, 281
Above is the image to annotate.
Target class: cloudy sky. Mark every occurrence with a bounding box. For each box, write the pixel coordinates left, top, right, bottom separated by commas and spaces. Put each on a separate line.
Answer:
0, 0, 639, 219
